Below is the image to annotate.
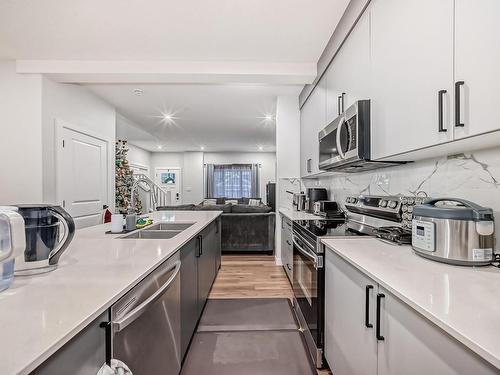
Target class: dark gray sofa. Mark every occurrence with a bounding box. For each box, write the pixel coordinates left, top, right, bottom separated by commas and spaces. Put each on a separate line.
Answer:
157, 198, 275, 254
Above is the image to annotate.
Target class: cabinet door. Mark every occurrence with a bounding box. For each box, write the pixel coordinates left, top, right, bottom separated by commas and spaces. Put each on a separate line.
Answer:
32, 311, 107, 375
326, 10, 371, 124
197, 223, 217, 315
180, 237, 199, 359
370, 0, 454, 159
377, 286, 498, 375
281, 216, 293, 281
324, 251, 377, 375
454, 0, 500, 139
214, 218, 221, 272
300, 78, 326, 177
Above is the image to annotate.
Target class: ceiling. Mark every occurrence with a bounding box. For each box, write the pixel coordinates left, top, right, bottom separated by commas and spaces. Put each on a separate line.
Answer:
0, 0, 349, 62
93, 83, 303, 152
0, 0, 350, 152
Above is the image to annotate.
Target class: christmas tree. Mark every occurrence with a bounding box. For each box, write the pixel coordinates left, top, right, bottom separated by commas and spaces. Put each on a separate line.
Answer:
115, 140, 143, 214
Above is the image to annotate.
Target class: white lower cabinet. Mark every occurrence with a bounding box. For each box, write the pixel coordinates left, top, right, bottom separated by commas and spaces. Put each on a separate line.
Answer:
325, 250, 377, 375
325, 250, 498, 375
280, 214, 293, 282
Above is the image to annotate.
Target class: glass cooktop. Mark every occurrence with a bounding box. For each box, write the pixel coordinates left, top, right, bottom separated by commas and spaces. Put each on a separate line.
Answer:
294, 219, 369, 237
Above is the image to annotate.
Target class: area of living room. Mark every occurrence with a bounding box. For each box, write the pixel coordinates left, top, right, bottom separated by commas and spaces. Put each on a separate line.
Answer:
109, 84, 284, 255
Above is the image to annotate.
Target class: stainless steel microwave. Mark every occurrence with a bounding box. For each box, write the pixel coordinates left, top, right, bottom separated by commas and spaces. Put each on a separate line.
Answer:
318, 100, 405, 172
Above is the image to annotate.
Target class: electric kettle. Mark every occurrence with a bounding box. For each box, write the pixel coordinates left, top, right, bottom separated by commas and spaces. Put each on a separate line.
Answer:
0, 207, 26, 292
14, 205, 75, 275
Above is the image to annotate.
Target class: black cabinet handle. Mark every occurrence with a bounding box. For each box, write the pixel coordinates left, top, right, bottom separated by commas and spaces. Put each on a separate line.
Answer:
337, 96, 342, 115
341, 92, 346, 113
286, 240, 292, 246
438, 90, 447, 132
455, 81, 465, 127
286, 264, 292, 271
365, 285, 374, 328
376, 293, 385, 341
196, 235, 202, 257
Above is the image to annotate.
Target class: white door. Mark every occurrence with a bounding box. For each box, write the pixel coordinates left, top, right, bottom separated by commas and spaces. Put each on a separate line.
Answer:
57, 125, 108, 229
325, 250, 378, 375
155, 167, 182, 205
454, 0, 500, 139
369, 0, 454, 159
377, 286, 497, 375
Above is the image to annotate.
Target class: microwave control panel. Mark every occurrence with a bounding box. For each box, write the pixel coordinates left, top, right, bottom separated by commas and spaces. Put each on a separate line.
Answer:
411, 220, 435, 252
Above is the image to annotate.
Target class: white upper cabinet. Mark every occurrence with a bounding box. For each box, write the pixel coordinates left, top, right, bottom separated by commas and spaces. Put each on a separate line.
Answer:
326, 11, 371, 125
369, 0, 454, 160
454, 0, 500, 139
300, 77, 326, 177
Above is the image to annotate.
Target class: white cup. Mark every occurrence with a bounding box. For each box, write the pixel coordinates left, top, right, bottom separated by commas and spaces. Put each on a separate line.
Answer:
111, 214, 124, 233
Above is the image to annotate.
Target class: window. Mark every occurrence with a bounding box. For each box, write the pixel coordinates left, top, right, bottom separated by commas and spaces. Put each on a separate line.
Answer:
206, 164, 260, 198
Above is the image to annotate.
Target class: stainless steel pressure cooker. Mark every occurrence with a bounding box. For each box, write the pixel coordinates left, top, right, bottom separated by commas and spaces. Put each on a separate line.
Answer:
412, 198, 495, 266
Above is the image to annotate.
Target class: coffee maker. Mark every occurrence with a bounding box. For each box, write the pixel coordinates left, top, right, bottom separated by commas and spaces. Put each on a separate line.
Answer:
306, 188, 328, 213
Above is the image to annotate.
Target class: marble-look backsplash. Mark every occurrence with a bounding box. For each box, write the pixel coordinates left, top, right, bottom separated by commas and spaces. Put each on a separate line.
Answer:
303, 146, 500, 242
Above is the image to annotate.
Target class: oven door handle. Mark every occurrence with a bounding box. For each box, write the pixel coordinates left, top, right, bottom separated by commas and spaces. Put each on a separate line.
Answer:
112, 260, 181, 332
293, 238, 322, 269
336, 115, 346, 159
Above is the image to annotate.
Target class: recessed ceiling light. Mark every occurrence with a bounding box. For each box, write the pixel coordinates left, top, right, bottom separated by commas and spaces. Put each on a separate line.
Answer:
163, 113, 172, 121
157, 145, 163, 150
133, 88, 144, 96
258, 145, 263, 151
265, 115, 273, 121
200, 146, 205, 150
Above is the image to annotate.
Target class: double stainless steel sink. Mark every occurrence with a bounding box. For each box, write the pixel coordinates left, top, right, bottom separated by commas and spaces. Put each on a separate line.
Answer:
121, 222, 195, 239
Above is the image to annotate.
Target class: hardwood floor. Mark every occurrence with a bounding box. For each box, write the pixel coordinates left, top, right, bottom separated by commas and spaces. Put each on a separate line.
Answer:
209, 255, 294, 299
209, 255, 333, 374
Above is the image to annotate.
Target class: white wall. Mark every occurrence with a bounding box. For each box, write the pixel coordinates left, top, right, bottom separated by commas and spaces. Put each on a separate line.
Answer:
204, 152, 276, 203
151, 152, 184, 176
0, 61, 44, 204
275, 95, 301, 264
276, 95, 300, 178
41, 77, 116, 211
127, 143, 152, 176
183, 152, 204, 204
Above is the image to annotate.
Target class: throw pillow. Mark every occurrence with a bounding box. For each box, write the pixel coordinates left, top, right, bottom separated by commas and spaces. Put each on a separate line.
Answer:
203, 198, 217, 206
226, 199, 238, 205
248, 198, 261, 206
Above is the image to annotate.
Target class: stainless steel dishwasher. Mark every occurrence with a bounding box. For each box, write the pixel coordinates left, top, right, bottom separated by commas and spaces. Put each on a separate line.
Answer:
111, 252, 181, 375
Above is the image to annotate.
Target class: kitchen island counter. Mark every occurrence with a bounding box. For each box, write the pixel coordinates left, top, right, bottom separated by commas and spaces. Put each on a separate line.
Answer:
0, 210, 221, 375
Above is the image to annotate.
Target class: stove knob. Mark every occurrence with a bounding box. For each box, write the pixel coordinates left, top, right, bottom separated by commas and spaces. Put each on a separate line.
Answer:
401, 197, 408, 204
407, 205, 414, 213
402, 205, 408, 212
380, 200, 388, 208
407, 197, 415, 205
388, 200, 398, 209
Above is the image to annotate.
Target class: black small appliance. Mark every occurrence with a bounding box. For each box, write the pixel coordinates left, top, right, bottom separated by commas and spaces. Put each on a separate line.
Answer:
306, 188, 328, 213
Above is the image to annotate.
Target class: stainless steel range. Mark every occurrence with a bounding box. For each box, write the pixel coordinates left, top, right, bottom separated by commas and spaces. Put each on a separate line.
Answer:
292, 194, 423, 368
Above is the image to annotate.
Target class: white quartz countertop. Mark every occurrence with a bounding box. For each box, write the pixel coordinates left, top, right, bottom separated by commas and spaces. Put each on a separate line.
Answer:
0, 210, 221, 375
279, 207, 320, 221
322, 238, 500, 370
